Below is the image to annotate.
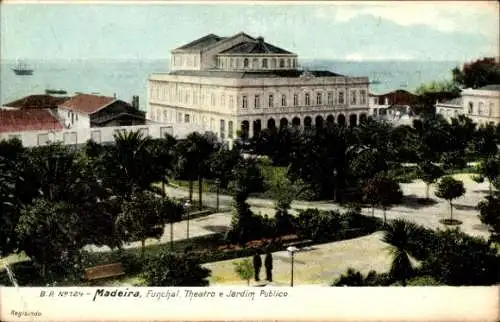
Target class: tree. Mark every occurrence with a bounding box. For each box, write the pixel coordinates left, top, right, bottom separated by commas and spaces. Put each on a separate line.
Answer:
102, 130, 160, 199
208, 147, 241, 189
474, 123, 498, 157
421, 229, 499, 285
150, 134, 178, 196
417, 162, 444, 199
477, 196, 500, 243
159, 197, 184, 250
435, 176, 466, 221
452, 57, 500, 89
176, 132, 217, 210
116, 192, 164, 257
233, 259, 254, 286
142, 251, 211, 286
272, 178, 296, 236
16, 199, 83, 279
363, 174, 403, 224
331, 268, 391, 286
473, 157, 500, 196
383, 219, 418, 286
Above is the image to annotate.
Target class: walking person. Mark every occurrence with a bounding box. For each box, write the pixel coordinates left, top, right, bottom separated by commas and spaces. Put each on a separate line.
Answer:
265, 250, 273, 282
252, 252, 262, 282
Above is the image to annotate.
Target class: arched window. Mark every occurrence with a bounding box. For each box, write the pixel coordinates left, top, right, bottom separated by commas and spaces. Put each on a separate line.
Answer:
242, 96, 248, 109
327, 92, 333, 105
268, 94, 274, 107
271, 58, 277, 69
279, 59, 285, 68
305, 93, 310, 106
262, 59, 268, 68
228, 121, 234, 139
287, 59, 291, 68
254, 95, 260, 108
468, 102, 473, 114
360, 90, 367, 105
281, 94, 287, 107
338, 91, 345, 104
244, 58, 249, 68
293, 94, 298, 106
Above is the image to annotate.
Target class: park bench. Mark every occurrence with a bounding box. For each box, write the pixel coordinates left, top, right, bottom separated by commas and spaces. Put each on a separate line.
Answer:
84, 263, 125, 281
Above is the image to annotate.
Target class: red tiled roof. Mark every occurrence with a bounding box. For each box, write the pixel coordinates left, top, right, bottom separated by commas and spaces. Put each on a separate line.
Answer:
59, 94, 115, 115
4, 95, 70, 109
0, 109, 63, 133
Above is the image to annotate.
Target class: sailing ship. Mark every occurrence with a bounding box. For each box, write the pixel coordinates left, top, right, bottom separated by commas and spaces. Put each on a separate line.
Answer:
45, 89, 67, 95
12, 59, 34, 76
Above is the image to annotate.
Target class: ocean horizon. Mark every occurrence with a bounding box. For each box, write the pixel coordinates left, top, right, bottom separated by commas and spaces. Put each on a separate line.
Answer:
1, 58, 462, 111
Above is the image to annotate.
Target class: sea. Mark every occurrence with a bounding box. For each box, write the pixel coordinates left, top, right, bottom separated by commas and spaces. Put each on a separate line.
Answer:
0, 59, 461, 111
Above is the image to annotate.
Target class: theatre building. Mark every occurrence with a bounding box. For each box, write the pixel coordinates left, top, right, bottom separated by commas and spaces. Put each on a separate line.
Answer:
148, 32, 369, 142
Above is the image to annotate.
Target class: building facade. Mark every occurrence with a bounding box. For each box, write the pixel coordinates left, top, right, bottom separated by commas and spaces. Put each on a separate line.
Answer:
436, 85, 500, 125
148, 32, 370, 141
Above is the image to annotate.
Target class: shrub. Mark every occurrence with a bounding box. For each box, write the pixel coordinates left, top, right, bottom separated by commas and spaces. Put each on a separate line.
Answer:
331, 268, 393, 286
294, 209, 343, 241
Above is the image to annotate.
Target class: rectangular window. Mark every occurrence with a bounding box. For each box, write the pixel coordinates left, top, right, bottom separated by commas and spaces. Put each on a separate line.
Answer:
293, 94, 298, 106
228, 121, 234, 139
339, 91, 345, 104
350, 90, 357, 105
63, 132, 77, 145
184, 114, 190, 123
37, 134, 50, 146
160, 126, 173, 137
229, 95, 234, 108
139, 128, 149, 137
220, 119, 225, 139
177, 112, 182, 123
316, 92, 322, 105
269, 94, 274, 108
221, 94, 225, 106
211, 93, 215, 106
305, 93, 310, 106
242, 96, 248, 109
360, 90, 366, 105
328, 92, 333, 105
254, 95, 260, 108
91, 131, 101, 143
282, 95, 287, 107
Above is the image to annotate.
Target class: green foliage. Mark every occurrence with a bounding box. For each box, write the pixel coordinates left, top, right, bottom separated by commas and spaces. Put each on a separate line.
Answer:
435, 176, 465, 220
420, 229, 499, 285
15, 199, 83, 279
477, 196, 500, 243
142, 251, 211, 286
331, 268, 393, 286
474, 156, 500, 195
474, 123, 499, 156
417, 162, 445, 199
233, 258, 254, 285
363, 173, 403, 223
208, 147, 241, 189
452, 57, 500, 89
415, 80, 460, 96
117, 192, 165, 256
406, 275, 441, 286
383, 219, 419, 285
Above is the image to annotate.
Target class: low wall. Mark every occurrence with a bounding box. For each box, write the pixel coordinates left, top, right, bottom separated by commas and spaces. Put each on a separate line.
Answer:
0, 123, 206, 147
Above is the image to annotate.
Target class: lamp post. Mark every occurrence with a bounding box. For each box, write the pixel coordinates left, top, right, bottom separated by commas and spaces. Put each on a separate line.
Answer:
287, 246, 299, 287
184, 200, 191, 239
215, 178, 221, 212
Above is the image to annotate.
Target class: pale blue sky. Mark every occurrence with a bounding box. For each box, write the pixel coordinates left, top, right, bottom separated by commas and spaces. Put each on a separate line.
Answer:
1, 1, 498, 61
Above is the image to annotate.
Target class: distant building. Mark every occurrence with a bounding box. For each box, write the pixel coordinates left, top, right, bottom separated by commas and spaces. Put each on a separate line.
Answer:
57, 94, 146, 129
148, 32, 370, 142
436, 84, 500, 125
1, 94, 70, 110
0, 109, 63, 142
368, 89, 419, 118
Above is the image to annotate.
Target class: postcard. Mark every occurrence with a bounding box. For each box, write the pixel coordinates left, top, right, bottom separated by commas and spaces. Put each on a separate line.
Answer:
0, 1, 499, 321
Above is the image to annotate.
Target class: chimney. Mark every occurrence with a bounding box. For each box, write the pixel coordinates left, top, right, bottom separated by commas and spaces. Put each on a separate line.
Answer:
132, 95, 139, 109
257, 36, 264, 44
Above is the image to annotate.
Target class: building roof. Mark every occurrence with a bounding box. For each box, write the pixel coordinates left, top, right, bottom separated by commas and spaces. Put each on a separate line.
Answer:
91, 112, 146, 125
371, 89, 418, 97
59, 94, 116, 115
3, 94, 70, 109
0, 109, 63, 133
219, 37, 293, 55
477, 84, 500, 91
167, 69, 344, 78
174, 33, 227, 51
437, 97, 463, 106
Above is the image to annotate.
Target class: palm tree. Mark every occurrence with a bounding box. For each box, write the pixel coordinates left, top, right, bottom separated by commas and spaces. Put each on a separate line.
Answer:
176, 132, 217, 210
382, 219, 417, 286
104, 130, 159, 199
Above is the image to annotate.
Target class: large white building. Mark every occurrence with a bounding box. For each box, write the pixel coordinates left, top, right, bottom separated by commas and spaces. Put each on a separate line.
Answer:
436, 84, 500, 125
147, 32, 370, 141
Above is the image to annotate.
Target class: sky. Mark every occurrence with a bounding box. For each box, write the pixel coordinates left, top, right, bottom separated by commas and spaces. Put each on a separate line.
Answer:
1, 1, 498, 62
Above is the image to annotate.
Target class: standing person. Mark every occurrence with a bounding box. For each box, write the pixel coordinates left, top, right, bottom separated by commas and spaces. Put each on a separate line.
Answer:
252, 252, 262, 282
265, 250, 273, 282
